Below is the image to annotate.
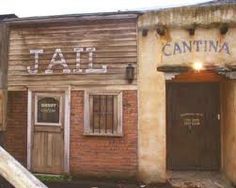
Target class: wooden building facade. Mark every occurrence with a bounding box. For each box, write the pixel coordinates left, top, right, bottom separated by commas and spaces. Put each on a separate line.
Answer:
5, 13, 138, 178
1, 2, 236, 186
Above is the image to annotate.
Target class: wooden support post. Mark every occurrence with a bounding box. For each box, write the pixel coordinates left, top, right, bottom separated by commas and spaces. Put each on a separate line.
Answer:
0, 22, 9, 132
0, 146, 47, 188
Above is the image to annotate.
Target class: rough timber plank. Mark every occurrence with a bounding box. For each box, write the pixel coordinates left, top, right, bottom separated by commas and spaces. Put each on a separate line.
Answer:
0, 146, 47, 188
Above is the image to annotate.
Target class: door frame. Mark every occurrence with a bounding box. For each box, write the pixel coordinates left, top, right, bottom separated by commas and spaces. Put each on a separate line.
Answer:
27, 86, 71, 173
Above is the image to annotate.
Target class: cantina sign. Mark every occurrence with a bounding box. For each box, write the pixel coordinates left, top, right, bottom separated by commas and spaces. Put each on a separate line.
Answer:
27, 47, 107, 75
162, 40, 231, 56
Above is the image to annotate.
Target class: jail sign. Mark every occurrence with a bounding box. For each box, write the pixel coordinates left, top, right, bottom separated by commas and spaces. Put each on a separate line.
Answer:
27, 47, 107, 75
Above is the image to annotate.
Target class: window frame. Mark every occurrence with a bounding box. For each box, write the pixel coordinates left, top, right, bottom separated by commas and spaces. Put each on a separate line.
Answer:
84, 90, 123, 137
34, 93, 63, 126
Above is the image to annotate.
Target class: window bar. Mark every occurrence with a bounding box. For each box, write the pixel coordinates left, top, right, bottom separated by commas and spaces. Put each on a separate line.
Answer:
105, 95, 107, 133
92, 95, 95, 133
112, 95, 114, 134
99, 95, 101, 133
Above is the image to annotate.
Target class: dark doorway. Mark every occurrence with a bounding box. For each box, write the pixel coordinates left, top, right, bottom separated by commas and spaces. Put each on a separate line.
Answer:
167, 83, 221, 170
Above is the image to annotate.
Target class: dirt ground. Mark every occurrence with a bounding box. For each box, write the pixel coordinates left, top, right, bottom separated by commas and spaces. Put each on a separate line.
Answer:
46, 180, 173, 188
168, 171, 235, 188
46, 172, 236, 188
1, 172, 235, 188
0, 175, 172, 188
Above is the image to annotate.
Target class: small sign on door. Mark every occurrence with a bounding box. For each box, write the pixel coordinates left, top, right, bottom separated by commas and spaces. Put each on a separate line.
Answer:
180, 113, 203, 127
36, 96, 61, 124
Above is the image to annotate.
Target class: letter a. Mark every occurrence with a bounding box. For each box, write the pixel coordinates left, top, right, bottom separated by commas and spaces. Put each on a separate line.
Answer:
45, 49, 71, 74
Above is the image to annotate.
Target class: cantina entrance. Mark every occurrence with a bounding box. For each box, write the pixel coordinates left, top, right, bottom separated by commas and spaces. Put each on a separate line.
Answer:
166, 81, 221, 170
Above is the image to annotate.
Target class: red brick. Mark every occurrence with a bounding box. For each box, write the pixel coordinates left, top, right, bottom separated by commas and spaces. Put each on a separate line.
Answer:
5, 91, 27, 166
70, 90, 138, 178
5, 90, 138, 178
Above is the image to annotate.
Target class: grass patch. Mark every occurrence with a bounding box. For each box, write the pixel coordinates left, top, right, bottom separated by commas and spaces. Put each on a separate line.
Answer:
35, 174, 72, 183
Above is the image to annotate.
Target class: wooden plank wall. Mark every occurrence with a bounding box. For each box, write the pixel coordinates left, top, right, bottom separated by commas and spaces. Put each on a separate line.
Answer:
0, 23, 9, 130
0, 23, 9, 90
8, 15, 138, 90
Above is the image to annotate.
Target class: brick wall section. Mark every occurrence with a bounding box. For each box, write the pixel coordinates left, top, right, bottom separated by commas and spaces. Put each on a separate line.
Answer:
70, 90, 138, 178
4, 90, 138, 177
5, 91, 27, 166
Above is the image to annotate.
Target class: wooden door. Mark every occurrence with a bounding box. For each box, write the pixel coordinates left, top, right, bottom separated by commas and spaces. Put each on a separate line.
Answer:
31, 92, 64, 174
167, 83, 220, 170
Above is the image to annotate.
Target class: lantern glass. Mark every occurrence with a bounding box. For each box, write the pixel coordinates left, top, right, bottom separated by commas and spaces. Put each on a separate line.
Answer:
126, 64, 134, 83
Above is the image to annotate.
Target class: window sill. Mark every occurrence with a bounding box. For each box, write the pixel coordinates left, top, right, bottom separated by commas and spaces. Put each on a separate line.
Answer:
83, 132, 123, 137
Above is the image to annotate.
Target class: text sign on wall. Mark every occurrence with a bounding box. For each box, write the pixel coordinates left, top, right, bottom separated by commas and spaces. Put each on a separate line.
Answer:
162, 40, 231, 56
27, 47, 107, 75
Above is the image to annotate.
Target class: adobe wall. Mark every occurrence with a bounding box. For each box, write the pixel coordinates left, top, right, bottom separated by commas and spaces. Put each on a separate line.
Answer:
138, 29, 166, 183
138, 4, 236, 184
221, 81, 236, 185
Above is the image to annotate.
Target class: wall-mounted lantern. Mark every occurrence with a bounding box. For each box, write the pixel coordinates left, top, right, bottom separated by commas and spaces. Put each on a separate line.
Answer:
126, 64, 135, 83
192, 61, 203, 72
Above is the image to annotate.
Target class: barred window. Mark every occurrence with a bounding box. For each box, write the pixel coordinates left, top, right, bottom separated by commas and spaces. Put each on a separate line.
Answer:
84, 91, 122, 136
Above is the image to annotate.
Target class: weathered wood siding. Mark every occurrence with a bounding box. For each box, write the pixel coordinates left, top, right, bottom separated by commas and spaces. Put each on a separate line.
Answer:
0, 23, 9, 130
8, 14, 137, 90
0, 23, 9, 90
